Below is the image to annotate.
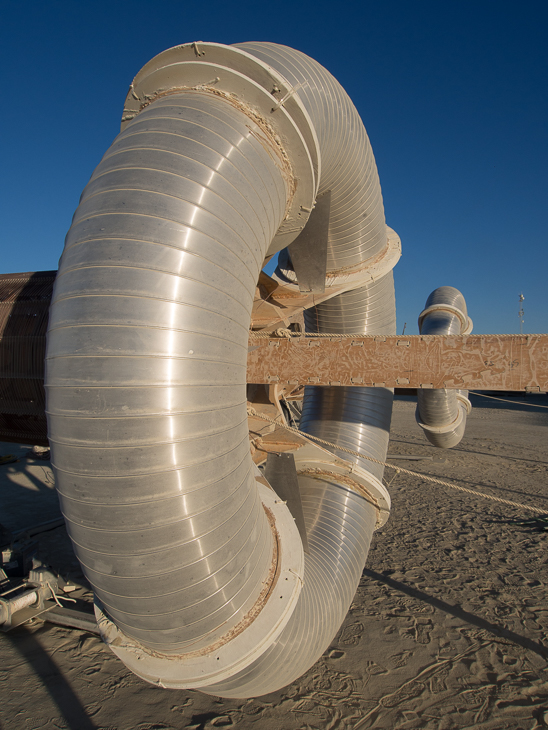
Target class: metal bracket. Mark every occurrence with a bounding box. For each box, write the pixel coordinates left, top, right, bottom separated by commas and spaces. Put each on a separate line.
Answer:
263, 452, 309, 554
287, 190, 331, 294
0, 567, 59, 631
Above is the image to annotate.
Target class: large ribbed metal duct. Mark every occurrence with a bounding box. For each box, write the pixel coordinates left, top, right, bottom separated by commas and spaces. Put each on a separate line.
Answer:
46, 90, 289, 654
302, 276, 396, 482
45, 42, 398, 697
416, 287, 472, 448
239, 42, 395, 485
204, 44, 396, 697
237, 42, 388, 270
204, 280, 395, 699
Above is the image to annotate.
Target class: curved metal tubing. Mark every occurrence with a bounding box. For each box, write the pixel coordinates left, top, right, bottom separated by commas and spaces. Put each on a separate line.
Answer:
204, 45, 396, 697
236, 42, 388, 274
46, 42, 399, 697
46, 91, 288, 654
416, 286, 472, 448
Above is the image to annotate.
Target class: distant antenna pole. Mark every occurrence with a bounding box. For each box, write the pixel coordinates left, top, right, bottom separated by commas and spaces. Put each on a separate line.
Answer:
518, 293, 525, 334
402, 322, 407, 335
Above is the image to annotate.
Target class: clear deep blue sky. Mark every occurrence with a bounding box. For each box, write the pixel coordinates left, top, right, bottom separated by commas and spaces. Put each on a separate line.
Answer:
2, 0, 546, 334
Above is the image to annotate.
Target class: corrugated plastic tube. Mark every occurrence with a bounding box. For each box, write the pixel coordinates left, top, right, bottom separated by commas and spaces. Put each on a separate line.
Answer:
416, 287, 472, 448
45, 42, 396, 697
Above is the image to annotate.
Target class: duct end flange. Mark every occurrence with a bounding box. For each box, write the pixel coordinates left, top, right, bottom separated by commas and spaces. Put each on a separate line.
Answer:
275, 225, 401, 296
289, 439, 391, 529
415, 402, 466, 435
94, 472, 304, 690
121, 41, 319, 254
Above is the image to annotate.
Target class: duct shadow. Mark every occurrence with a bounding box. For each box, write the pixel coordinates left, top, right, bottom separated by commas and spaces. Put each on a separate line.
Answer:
362, 568, 548, 661
6, 458, 56, 493
4, 624, 97, 730
468, 393, 548, 415
20, 459, 57, 493
484, 515, 548, 533
0, 456, 61, 535
451, 445, 548, 466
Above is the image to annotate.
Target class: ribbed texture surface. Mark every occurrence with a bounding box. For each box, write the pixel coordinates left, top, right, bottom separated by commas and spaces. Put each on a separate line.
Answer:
302, 274, 396, 481
236, 43, 387, 273
203, 476, 377, 697
204, 46, 396, 697
417, 287, 469, 448
45, 91, 287, 652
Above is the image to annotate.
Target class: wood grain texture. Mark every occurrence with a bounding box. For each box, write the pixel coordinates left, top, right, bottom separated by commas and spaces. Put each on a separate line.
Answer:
247, 334, 548, 391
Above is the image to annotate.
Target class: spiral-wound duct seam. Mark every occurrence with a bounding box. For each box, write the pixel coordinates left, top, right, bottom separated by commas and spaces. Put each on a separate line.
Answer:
235, 43, 388, 273
416, 287, 472, 449
46, 42, 398, 698
201, 44, 396, 698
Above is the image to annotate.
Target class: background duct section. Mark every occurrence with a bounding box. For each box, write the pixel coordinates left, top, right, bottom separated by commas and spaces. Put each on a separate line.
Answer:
236, 42, 388, 273
416, 286, 471, 449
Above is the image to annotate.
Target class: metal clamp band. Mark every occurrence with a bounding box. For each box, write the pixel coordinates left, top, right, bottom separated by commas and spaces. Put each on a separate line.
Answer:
121, 42, 319, 254
418, 303, 472, 335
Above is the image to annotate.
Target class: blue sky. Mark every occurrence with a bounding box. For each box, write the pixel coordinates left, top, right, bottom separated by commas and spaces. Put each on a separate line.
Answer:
2, 0, 546, 334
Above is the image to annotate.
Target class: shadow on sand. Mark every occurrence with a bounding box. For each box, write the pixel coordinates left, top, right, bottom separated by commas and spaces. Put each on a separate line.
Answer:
363, 568, 548, 661
4, 625, 97, 730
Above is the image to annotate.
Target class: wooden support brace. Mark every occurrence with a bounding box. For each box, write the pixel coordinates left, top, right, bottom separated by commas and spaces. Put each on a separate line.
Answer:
246, 334, 548, 392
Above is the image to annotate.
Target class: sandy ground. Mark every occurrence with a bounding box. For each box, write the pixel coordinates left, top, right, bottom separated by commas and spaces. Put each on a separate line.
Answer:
1, 394, 547, 730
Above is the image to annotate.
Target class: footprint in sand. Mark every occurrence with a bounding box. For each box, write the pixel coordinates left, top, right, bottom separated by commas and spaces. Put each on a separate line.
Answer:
381, 680, 426, 708
429, 670, 449, 693
459, 684, 496, 706
364, 661, 388, 676
390, 650, 413, 668
413, 617, 432, 644
338, 622, 364, 646
210, 717, 233, 727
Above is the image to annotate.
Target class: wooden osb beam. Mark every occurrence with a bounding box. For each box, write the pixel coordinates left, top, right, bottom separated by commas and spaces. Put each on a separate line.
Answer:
247, 334, 548, 392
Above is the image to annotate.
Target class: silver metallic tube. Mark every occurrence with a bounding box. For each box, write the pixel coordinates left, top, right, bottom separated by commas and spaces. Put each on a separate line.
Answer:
46, 41, 399, 698
416, 286, 472, 448
201, 476, 378, 697
236, 43, 387, 274
205, 278, 396, 698
46, 91, 288, 653
202, 46, 396, 698
302, 275, 396, 482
